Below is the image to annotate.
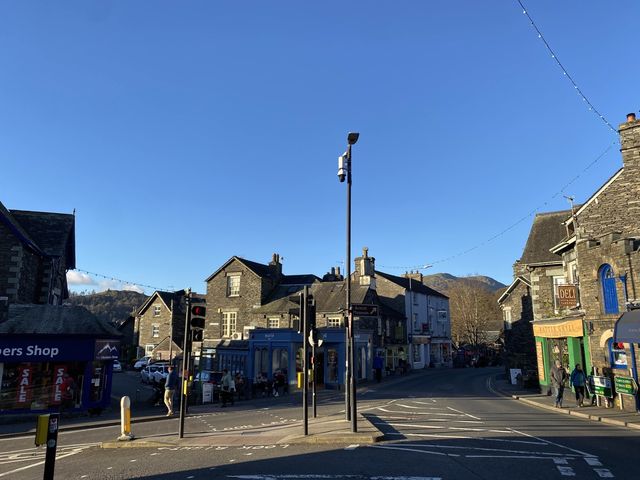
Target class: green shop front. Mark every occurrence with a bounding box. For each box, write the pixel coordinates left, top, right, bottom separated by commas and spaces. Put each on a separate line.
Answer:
533, 315, 591, 393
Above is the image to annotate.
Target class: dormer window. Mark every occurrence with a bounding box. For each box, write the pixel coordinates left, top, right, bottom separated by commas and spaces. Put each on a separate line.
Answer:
227, 275, 240, 297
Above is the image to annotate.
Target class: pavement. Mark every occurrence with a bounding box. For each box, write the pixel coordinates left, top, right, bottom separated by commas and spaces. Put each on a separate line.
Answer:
489, 371, 640, 430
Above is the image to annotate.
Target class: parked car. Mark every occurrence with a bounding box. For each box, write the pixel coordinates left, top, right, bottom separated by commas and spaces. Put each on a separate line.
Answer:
133, 356, 151, 370
151, 363, 171, 385
140, 364, 162, 383
112, 360, 123, 373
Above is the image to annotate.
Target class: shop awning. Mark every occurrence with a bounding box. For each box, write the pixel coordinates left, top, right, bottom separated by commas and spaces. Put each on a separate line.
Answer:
614, 310, 640, 343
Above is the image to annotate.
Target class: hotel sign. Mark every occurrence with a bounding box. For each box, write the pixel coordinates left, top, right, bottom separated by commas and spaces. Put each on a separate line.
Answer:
533, 318, 583, 338
557, 285, 578, 308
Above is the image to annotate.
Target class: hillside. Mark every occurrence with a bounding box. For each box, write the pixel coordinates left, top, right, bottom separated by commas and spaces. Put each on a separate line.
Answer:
422, 273, 506, 294
68, 290, 148, 326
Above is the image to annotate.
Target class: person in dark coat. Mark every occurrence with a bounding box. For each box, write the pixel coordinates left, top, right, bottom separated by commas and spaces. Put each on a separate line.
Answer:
164, 366, 178, 416
570, 363, 587, 407
373, 354, 384, 383
550, 360, 568, 408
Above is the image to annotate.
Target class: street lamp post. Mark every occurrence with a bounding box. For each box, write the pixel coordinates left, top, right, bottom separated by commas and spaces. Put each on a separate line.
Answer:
338, 131, 359, 433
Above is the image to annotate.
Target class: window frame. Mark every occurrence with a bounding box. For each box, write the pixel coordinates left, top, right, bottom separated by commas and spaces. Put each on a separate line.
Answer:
267, 316, 280, 328
227, 275, 241, 297
327, 316, 342, 328
222, 311, 237, 337
151, 324, 160, 338
153, 305, 161, 317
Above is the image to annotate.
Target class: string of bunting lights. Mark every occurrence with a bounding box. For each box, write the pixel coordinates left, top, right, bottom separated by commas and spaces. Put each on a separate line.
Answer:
72, 268, 169, 293
516, 0, 617, 135
379, 140, 617, 271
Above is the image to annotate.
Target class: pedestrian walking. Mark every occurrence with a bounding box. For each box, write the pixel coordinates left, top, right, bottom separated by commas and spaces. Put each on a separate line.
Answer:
164, 366, 178, 416
373, 354, 384, 383
221, 369, 232, 407
570, 363, 587, 407
550, 360, 568, 408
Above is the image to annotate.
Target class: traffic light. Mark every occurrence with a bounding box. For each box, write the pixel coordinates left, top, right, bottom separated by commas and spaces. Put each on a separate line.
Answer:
306, 294, 316, 331
192, 330, 203, 342
190, 305, 206, 331
289, 292, 304, 333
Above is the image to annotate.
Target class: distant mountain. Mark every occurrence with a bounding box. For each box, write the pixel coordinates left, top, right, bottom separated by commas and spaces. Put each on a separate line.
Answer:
423, 273, 506, 294
67, 290, 148, 326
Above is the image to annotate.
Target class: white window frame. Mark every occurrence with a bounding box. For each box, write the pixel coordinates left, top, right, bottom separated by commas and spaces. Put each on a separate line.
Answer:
145, 344, 155, 355
152, 324, 160, 337
227, 275, 240, 297
503, 307, 512, 330
267, 316, 280, 328
223, 312, 237, 337
327, 316, 342, 328
153, 305, 161, 317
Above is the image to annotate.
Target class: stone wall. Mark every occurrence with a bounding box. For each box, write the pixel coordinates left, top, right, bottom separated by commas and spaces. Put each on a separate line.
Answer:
530, 264, 564, 320
0, 222, 42, 304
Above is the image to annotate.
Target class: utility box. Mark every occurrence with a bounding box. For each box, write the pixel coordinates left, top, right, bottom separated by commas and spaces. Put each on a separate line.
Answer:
35, 414, 50, 446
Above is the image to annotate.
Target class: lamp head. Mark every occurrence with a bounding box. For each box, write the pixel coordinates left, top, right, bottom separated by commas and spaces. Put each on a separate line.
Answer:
347, 132, 359, 145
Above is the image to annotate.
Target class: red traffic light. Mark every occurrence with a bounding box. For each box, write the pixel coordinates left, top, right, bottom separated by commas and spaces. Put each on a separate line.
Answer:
191, 305, 206, 316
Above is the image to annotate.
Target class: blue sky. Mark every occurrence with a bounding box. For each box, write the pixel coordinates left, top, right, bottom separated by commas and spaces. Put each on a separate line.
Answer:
1, 1, 638, 294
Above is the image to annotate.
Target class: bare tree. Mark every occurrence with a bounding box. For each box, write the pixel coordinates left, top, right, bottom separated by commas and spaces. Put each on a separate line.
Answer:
447, 280, 501, 348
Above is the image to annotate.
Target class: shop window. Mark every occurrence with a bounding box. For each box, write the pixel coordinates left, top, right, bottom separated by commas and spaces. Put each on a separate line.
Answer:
254, 347, 268, 380
272, 348, 288, 374
599, 264, 619, 314
609, 339, 628, 369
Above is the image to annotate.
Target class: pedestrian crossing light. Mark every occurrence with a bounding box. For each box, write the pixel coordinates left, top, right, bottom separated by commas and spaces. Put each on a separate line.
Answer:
190, 305, 206, 331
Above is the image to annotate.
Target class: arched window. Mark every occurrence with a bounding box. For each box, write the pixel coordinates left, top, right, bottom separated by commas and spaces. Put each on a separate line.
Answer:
599, 264, 619, 314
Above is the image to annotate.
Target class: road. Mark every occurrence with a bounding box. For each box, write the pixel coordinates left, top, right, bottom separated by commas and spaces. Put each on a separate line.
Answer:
1, 368, 637, 479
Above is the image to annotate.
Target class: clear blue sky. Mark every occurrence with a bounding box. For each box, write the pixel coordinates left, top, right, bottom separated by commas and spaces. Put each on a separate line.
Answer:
1, 1, 638, 294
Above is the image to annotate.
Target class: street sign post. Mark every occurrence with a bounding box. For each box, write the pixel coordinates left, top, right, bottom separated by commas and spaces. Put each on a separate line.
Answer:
614, 375, 637, 395
593, 376, 613, 398
352, 304, 379, 317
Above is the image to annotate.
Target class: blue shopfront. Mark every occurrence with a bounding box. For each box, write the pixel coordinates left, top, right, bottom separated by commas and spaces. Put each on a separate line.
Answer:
0, 335, 120, 414
247, 328, 373, 392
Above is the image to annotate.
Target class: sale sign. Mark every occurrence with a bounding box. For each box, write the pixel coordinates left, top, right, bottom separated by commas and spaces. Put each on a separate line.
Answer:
51, 366, 67, 404
16, 367, 33, 405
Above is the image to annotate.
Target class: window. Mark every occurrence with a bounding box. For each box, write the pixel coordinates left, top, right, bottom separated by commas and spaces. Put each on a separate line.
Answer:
145, 344, 155, 355
267, 316, 280, 328
222, 312, 237, 337
599, 264, 619, 314
152, 324, 159, 337
437, 310, 447, 321
153, 305, 161, 317
327, 316, 342, 328
227, 275, 240, 296
609, 339, 628, 369
503, 308, 512, 330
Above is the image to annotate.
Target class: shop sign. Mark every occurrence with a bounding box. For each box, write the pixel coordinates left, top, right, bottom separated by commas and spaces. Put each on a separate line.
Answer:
557, 285, 578, 308
352, 304, 379, 316
0, 337, 94, 362
94, 340, 120, 360
593, 376, 613, 398
614, 376, 637, 395
16, 366, 33, 405
51, 365, 68, 404
532, 318, 583, 338
535, 341, 545, 383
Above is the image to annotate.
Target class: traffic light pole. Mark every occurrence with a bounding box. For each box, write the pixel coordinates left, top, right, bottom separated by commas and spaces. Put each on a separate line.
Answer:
302, 286, 309, 436
179, 289, 191, 439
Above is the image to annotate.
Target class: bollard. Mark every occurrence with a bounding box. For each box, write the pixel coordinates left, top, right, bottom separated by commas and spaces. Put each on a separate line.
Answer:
117, 396, 135, 441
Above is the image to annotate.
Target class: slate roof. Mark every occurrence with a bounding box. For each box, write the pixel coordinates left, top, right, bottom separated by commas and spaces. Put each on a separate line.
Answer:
375, 271, 448, 299
281, 274, 320, 285
205, 256, 279, 282
256, 281, 370, 315
138, 289, 200, 316
0, 201, 44, 255
519, 210, 571, 265
1, 304, 121, 336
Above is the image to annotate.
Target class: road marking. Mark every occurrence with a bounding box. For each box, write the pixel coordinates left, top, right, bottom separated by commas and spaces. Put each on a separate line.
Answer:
557, 466, 575, 476
447, 407, 481, 420
594, 469, 614, 478
0, 450, 82, 478
370, 445, 449, 457
345, 444, 359, 450
377, 408, 463, 417
553, 458, 568, 465
507, 428, 596, 458
377, 443, 581, 458
374, 422, 510, 434
585, 457, 602, 467
228, 476, 443, 480
385, 432, 471, 439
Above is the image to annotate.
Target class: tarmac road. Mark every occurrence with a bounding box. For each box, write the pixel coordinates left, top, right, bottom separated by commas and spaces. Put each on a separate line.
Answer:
1, 367, 638, 479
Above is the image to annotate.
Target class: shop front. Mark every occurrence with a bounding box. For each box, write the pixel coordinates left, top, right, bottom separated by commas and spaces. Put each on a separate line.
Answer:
533, 315, 591, 393
0, 335, 120, 414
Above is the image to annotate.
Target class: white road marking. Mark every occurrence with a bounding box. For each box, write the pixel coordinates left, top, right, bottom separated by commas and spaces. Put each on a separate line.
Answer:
594, 469, 614, 478
385, 432, 471, 439
446, 407, 481, 420
585, 457, 602, 467
374, 422, 510, 433
370, 444, 449, 457
0, 450, 82, 478
345, 444, 359, 450
553, 458, 568, 465
377, 408, 463, 417
557, 466, 576, 476
507, 428, 596, 458
375, 442, 582, 458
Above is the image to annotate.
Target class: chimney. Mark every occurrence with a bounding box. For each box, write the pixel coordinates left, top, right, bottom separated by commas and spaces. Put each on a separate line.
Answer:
403, 271, 423, 283
620, 112, 640, 171
355, 247, 376, 288
268, 252, 282, 277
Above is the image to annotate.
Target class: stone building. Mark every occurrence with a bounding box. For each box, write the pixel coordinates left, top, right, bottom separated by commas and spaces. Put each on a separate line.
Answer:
0, 201, 75, 306
501, 112, 640, 409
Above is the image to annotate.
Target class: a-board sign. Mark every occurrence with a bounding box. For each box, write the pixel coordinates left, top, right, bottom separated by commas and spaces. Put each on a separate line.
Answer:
593, 376, 613, 398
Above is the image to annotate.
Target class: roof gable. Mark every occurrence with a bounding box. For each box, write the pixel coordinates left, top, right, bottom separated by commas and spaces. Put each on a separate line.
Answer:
205, 256, 275, 282
0, 201, 44, 256
497, 276, 531, 304
519, 210, 570, 265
